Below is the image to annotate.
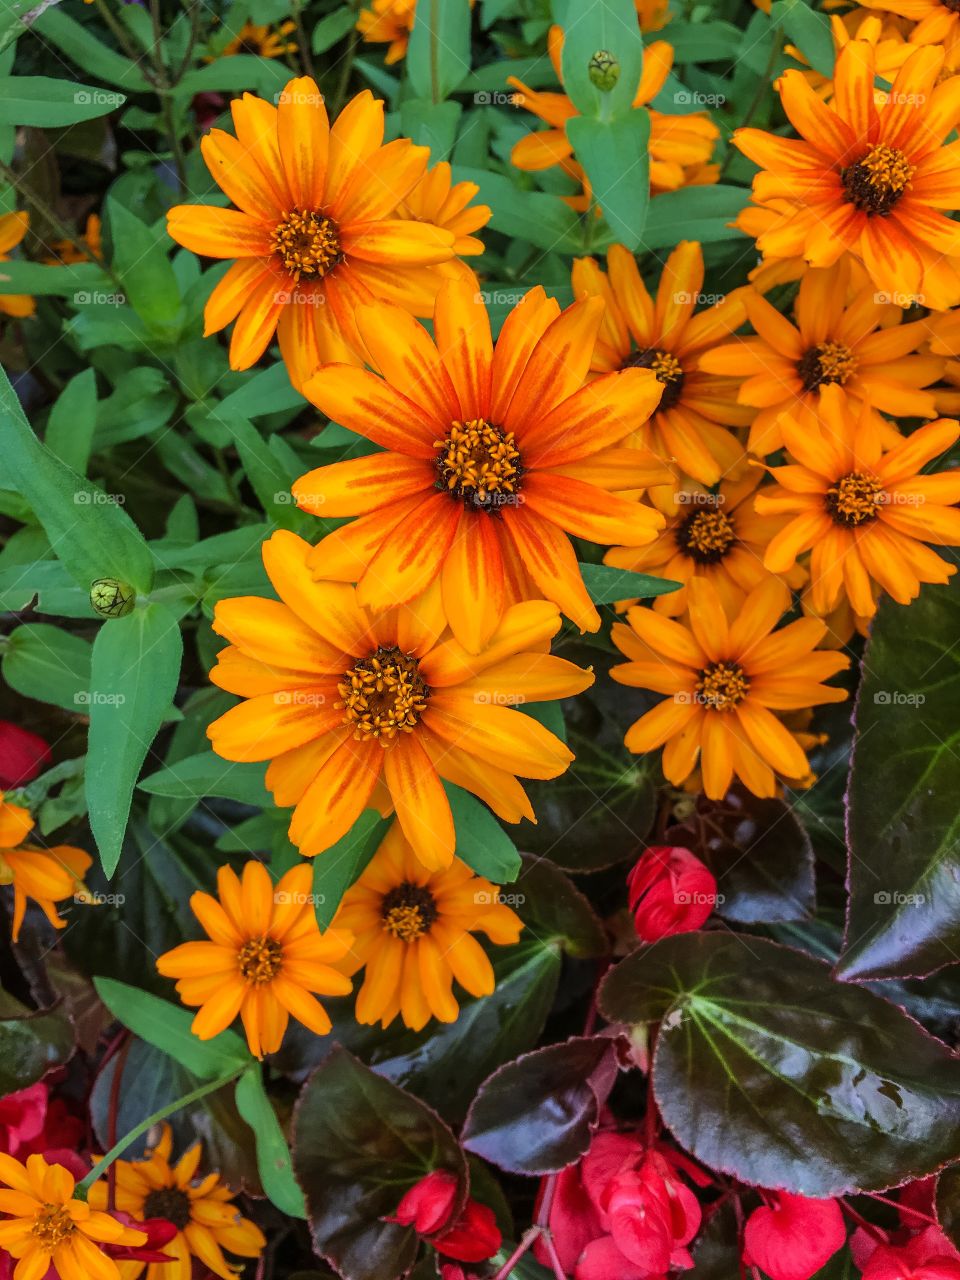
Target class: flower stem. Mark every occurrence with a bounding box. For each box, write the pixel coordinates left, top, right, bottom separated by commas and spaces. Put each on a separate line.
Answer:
429, 0, 440, 104
75, 1067, 244, 1198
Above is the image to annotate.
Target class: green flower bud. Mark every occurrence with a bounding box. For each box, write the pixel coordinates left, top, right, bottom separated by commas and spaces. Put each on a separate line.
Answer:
90, 579, 136, 619
588, 50, 620, 92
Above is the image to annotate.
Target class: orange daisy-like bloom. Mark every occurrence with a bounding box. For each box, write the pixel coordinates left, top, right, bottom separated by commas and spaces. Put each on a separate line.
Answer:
43, 213, 102, 266
214, 18, 297, 59
88, 1125, 266, 1280
397, 161, 490, 257
757, 386, 960, 618
331, 821, 523, 1031
605, 467, 806, 618
635, 0, 671, 31
699, 265, 945, 456
206, 530, 593, 869
0, 212, 35, 319
0, 793, 93, 942
734, 40, 960, 309
166, 81, 467, 390
858, 0, 960, 68
295, 280, 669, 649
356, 0, 417, 64
612, 577, 849, 800
0, 1152, 145, 1280
927, 306, 960, 414
157, 860, 353, 1058
572, 242, 750, 487
509, 32, 719, 199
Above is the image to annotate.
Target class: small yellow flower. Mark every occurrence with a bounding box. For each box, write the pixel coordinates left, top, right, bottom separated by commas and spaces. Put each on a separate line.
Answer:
0, 792, 93, 941
88, 1125, 266, 1280
0, 1152, 145, 1280
332, 822, 523, 1030
215, 19, 297, 59
157, 860, 353, 1058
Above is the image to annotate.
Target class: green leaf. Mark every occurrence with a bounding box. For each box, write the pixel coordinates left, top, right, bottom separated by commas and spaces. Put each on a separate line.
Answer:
445, 784, 522, 883
640, 185, 748, 249
0, 260, 110, 296
399, 99, 462, 162
176, 55, 292, 100
840, 580, 960, 980
312, 811, 389, 931
293, 1048, 467, 1280
45, 369, 97, 475
661, 20, 743, 63
665, 785, 815, 924
773, 0, 835, 78
86, 603, 184, 876
0, 76, 125, 126
107, 198, 182, 337
567, 111, 650, 250
236, 1067, 307, 1218
0, 992, 74, 1093
514, 854, 607, 959
219, 414, 308, 531
462, 1037, 617, 1174
453, 166, 583, 254
578, 561, 679, 604
138, 751, 270, 806
555, 0, 645, 120
32, 8, 151, 90
94, 978, 249, 1079
0, 366, 154, 594
2, 623, 91, 712
600, 932, 960, 1195
0, 0, 58, 54
218, 362, 303, 419
406, 0, 471, 102
312, 6, 356, 54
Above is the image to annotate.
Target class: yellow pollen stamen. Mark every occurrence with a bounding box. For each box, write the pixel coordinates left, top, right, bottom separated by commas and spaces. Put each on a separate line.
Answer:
337, 646, 428, 745
842, 144, 914, 215
238, 936, 283, 984
696, 661, 750, 712
677, 508, 736, 564
797, 340, 857, 392
826, 471, 886, 527
271, 210, 342, 281
624, 347, 685, 408
31, 1206, 75, 1253
381, 882, 438, 941
435, 418, 522, 513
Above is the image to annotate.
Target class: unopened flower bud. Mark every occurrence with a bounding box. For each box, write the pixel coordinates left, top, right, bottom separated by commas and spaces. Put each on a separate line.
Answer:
90, 579, 136, 619
589, 50, 620, 91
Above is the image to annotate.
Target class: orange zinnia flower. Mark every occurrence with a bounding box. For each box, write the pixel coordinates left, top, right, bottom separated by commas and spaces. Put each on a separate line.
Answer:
858, 0, 960, 68
166, 80, 466, 390
605, 467, 806, 618
157, 860, 353, 1058
757, 386, 960, 617
699, 264, 945, 455
295, 279, 668, 650
89, 1124, 266, 1280
332, 821, 523, 1030
612, 577, 849, 799
0, 1152, 145, 1280
356, 0, 417, 63
734, 40, 960, 308
397, 161, 490, 257
0, 212, 35, 319
509, 32, 719, 199
206, 530, 593, 868
214, 18, 297, 59
0, 793, 93, 941
572, 242, 750, 487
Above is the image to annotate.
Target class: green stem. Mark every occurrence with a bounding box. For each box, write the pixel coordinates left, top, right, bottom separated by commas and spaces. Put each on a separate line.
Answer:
75, 1068, 243, 1198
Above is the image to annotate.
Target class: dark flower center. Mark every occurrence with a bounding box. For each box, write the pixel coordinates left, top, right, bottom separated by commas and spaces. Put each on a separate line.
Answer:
272, 210, 342, 280
436, 419, 523, 514
841, 144, 913, 216
696, 661, 750, 712
381, 883, 438, 941
338, 646, 429, 743
796, 341, 856, 392
676, 509, 736, 564
623, 347, 685, 410
825, 471, 885, 526
237, 936, 283, 984
144, 1187, 193, 1231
